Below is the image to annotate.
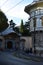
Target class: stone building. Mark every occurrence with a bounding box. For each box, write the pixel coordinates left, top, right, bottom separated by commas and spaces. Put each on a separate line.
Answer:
24, 0, 43, 54
0, 10, 20, 51
0, 24, 20, 51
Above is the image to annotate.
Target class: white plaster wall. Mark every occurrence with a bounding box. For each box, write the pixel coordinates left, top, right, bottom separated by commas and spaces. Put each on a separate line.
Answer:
20, 37, 32, 50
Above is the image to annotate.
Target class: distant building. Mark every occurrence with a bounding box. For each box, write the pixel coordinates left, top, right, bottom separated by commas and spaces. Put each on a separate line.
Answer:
0, 25, 20, 51
24, 0, 43, 54
0, 10, 21, 51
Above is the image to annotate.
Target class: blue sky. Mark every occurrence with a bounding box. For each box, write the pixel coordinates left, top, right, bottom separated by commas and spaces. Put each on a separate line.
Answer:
0, 0, 33, 26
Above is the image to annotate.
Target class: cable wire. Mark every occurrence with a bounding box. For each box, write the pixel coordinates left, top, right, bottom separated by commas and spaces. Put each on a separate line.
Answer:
5, 0, 24, 13
1, 0, 9, 7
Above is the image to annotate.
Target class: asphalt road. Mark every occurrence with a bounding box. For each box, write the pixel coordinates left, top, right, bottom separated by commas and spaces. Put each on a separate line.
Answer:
0, 51, 43, 65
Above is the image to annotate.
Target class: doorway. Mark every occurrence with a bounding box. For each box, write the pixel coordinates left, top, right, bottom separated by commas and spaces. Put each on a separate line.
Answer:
7, 41, 12, 49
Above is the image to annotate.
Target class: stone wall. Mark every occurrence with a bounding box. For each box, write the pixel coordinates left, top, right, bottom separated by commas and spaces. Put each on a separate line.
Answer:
32, 31, 43, 54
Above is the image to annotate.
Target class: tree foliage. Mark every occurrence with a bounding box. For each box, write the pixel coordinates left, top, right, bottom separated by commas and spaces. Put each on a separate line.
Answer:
9, 19, 16, 29
14, 27, 20, 33
23, 21, 31, 36
20, 19, 24, 33
20, 19, 31, 36
0, 10, 8, 32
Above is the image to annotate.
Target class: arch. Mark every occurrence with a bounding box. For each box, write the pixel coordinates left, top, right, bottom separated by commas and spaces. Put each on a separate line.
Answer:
6, 39, 16, 50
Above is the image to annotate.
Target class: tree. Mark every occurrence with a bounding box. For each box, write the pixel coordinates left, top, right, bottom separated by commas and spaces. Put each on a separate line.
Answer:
14, 27, 20, 33
23, 20, 31, 36
24, 21, 30, 30
9, 19, 16, 29
19, 19, 31, 36
0, 10, 8, 32
20, 19, 24, 34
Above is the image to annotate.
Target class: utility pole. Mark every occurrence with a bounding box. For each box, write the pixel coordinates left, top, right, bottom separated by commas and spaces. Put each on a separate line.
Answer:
33, 15, 36, 54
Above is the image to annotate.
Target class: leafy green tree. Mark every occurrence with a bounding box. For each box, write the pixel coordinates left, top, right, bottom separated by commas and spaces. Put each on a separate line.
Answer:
0, 10, 8, 32
23, 21, 31, 36
24, 21, 30, 30
20, 19, 31, 36
9, 20, 16, 26
9, 19, 16, 29
14, 27, 19, 33
20, 19, 24, 34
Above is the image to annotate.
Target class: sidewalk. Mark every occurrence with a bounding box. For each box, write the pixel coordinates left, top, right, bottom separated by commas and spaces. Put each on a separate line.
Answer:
0, 50, 43, 62
13, 51, 43, 62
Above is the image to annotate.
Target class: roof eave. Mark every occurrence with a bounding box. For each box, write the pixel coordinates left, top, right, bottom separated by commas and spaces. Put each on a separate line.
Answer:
24, 1, 43, 14
24, 4, 31, 14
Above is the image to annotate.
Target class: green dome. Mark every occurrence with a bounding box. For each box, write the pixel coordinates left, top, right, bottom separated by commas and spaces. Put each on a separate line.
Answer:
0, 10, 8, 32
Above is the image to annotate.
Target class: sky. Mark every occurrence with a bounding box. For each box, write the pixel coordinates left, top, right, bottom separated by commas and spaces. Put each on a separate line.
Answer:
0, 0, 33, 26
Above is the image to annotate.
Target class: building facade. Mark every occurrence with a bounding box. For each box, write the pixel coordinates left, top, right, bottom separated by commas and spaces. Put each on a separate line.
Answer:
0, 26, 20, 51
0, 10, 20, 51
24, 0, 43, 54
20, 36, 32, 51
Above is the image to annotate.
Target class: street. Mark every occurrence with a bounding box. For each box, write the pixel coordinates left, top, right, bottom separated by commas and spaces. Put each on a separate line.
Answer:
0, 51, 43, 65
